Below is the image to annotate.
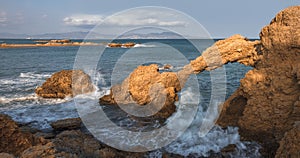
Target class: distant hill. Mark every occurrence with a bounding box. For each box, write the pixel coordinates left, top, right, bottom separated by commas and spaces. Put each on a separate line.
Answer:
119, 32, 184, 39
0, 32, 109, 39
0, 33, 29, 39
0, 31, 187, 39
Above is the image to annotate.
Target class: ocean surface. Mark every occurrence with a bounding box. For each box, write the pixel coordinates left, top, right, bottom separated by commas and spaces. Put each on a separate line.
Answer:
0, 39, 261, 157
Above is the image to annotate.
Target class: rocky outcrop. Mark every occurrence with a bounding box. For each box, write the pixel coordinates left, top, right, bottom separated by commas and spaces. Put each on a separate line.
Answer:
190, 34, 261, 73
107, 42, 136, 48
0, 114, 44, 156
48, 39, 71, 44
35, 70, 95, 98
217, 6, 300, 157
122, 42, 136, 48
100, 64, 178, 120
100, 6, 299, 157
108, 42, 122, 47
100, 35, 261, 120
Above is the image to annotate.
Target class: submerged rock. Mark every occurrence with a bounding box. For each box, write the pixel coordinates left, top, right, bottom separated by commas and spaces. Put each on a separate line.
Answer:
35, 70, 95, 99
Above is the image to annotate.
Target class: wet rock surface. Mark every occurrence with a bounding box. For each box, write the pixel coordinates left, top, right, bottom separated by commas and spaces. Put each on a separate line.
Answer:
35, 70, 95, 98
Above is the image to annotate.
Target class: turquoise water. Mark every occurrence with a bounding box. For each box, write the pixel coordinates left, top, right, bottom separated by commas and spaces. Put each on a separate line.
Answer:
0, 39, 260, 157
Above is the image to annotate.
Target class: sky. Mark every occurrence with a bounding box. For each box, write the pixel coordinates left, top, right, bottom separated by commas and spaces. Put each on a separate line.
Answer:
0, 0, 298, 38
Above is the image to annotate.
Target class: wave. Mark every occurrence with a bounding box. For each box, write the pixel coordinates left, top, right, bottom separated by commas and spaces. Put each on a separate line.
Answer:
0, 94, 71, 107
133, 44, 156, 48
19, 72, 51, 79
0, 72, 51, 86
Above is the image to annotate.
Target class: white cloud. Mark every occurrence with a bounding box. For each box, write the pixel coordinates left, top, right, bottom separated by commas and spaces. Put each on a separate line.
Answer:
63, 11, 187, 28
63, 14, 104, 27
0, 11, 7, 24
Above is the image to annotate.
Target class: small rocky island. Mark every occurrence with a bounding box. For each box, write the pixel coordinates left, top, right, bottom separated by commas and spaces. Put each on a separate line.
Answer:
107, 42, 136, 48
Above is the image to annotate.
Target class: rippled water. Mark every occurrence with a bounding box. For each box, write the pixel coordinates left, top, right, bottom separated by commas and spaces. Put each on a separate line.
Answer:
0, 39, 261, 157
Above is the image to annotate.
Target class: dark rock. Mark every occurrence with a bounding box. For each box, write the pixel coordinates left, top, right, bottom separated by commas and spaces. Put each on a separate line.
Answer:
34, 132, 56, 139
50, 118, 82, 131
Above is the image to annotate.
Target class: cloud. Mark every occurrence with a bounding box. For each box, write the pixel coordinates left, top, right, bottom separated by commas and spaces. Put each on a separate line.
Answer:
42, 14, 48, 18
63, 14, 104, 28
63, 11, 187, 28
0, 11, 7, 25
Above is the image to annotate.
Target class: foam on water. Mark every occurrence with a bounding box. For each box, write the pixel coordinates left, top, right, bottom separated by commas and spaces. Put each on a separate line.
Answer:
0, 72, 51, 93
2, 100, 78, 129
0, 71, 260, 156
162, 88, 261, 157
133, 44, 156, 48
0, 72, 71, 108
0, 71, 113, 130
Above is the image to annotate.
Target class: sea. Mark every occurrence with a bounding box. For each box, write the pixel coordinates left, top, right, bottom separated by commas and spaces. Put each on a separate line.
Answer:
0, 39, 261, 157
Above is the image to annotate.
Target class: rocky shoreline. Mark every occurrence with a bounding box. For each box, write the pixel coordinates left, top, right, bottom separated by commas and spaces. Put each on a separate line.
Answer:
1, 6, 299, 158
1, 114, 241, 158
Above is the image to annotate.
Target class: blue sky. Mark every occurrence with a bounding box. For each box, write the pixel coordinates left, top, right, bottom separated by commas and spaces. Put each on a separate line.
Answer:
0, 0, 298, 38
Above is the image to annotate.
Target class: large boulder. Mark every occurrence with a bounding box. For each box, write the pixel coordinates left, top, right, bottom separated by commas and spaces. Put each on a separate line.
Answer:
100, 64, 179, 120
35, 70, 95, 98
217, 6, 300, 157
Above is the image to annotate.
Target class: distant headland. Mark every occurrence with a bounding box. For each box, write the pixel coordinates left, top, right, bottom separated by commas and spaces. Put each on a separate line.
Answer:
0, 39, 137, 48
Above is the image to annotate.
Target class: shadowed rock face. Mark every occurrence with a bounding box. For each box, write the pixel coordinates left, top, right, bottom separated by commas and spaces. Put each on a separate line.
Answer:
35, 70, 95, 98
217, 6, 300, 157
